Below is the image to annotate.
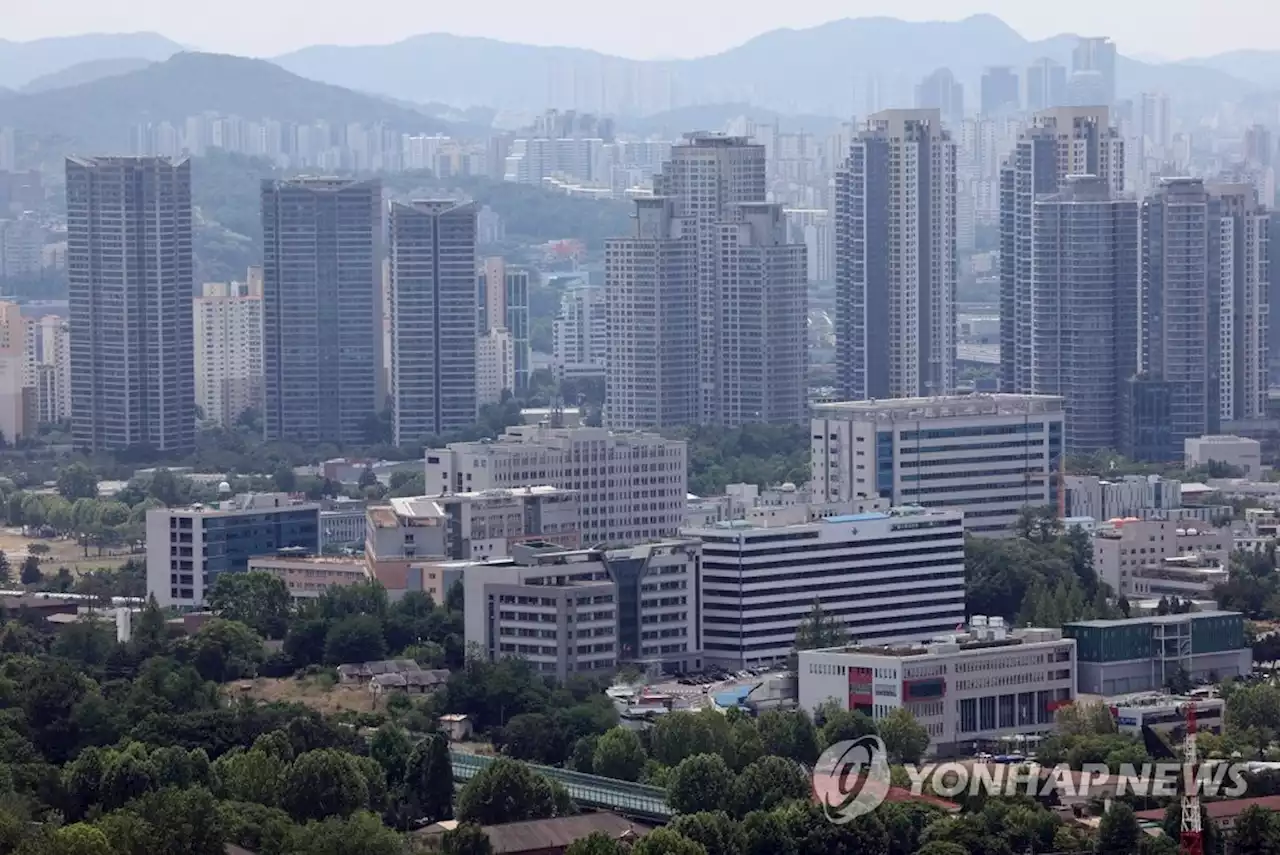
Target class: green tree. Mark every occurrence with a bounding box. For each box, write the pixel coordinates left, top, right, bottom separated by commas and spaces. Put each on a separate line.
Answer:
100, 745, 157, 810
456, 758, 568, 825
280, 748, 370, 823
287, 811, 406, 855
818, 707, 877, 748
756, 710, 820, 765
214, 748, 285, 806
323, 615, 388, 665
741, 811, 796, 855
1096, 803, 1141, 855
793, 599, 848, 651
565, 833, 626, 855
669, 811, 747, 855
1231, 805, 1280, 855
369, 723, 413, 789
51, 823, 115, 855
730, 756, 810, 818
19, 554, 40, 585
631, 829, 708, 855
916, 844, 970, 855
878, 708, 930, 764
124, 786, 225, 855
592, 727, 646, 782
442, 823, 495, 855
181, 618, 263, 682
272, 465, 297, 493
403, 733, 455, 824
58, 463, 100, 501
666, 754, 735, 815
206, 571, 293, 639
0, 550, 11, 584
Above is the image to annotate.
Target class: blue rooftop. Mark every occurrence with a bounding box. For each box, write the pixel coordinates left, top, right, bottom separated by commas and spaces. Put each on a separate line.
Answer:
823, 512, 891, 523
713, 685, 754, 707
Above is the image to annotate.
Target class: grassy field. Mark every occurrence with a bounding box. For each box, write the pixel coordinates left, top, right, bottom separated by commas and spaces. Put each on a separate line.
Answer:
228, 676, 381, 716
0, 528, 131, 576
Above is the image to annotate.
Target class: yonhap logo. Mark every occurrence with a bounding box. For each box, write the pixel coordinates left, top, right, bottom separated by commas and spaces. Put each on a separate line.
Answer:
812, 735, 891, 824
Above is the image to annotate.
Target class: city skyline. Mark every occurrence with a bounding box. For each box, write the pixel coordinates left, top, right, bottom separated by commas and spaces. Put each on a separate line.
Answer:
4, 2, 1280, 63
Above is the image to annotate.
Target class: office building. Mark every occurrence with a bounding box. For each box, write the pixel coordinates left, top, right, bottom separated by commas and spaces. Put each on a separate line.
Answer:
389, 200, 477, 444
0, 302, 25, 444
193, 280, 263, 428
835, 109, 957, 400
0, 216, 42, 278
811, 395, 1064, 535
1064, 474, 1186, 522
261, 177, 381, 445
1031, 176, 1140, 454
552, 285, 607, 381
1001, 107, 1126, 395
1026, 58, 1067, 112
25, 315, 70, 425
915, 68, 965, 128
1064, 611, 1250, 695
715, 202, 808, 426
424, 424, 687, 547
320, 500, 368, 547
1072, 37, 1117, 105
652, 133, 768, 424
1111, 693, 1225, 737
461, 539, 702, 680
1185, 434, 1263, 478
247, 555, 369, 599
980, 67, 1020, 115
67, 156, 194, 454
799, 620, 1076, 757
604, 197, 698, 430
145, 493, 321, 608
686, 506, 965, 669
1091, 517, 1231, 600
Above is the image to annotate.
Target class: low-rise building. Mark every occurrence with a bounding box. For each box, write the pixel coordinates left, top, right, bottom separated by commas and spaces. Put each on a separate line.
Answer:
798, 619, 1077, 758
1064, 611, 1251, 695
1108, 692, 1225, 737
320, 499, 368, 548
146, 493, 321, 608
1064, 474, 1186, 521
461, 539, 702, 680
1091, 518, 1232, 599
684, 505, 966, 669
1185, 435, 1263, 479
247, 554, 369, 599
811, 395, 1065, 536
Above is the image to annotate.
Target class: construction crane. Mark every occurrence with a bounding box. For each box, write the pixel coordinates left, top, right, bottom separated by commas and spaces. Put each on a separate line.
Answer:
1180, 701, 1203, 855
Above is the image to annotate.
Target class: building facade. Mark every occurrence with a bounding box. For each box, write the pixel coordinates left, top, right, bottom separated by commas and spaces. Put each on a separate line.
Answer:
145, 493, 321, 608
799, 623, 1076, 757
685, 506, 966, 668
811, 395, 1064, 535
0, 302, 26, 444
835, 109, 957, 400
261, 177, 381, 444
552, 284, 607, 381
25, 315, 70, 425
193, 280, 263, 428
67, 156, 195, 453
389, 200, 478, 444
424, 424, 687, 547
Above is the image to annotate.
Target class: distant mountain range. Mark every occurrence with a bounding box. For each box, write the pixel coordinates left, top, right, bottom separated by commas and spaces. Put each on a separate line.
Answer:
0, 33, 180, 89
0, 53, 453, 154
270, 15, 1271, 118
21, 57, 155, 94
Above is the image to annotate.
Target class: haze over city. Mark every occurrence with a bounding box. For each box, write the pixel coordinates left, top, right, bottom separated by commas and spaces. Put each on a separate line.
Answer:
3, 0, 1279, 60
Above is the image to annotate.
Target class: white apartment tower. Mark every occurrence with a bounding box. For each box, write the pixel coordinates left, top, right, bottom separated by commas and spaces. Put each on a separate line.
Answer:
1000, 107, 1125, 395
552, 285, 607, 381
1212, 183, 1270, 423
604, 197, 698, 430
389, 200, 478, 445
25, 315, 70, 425
716, 202, 808, 425
193, 280, 263, 428
0, 302, 26, 444
835, 109, 958, 401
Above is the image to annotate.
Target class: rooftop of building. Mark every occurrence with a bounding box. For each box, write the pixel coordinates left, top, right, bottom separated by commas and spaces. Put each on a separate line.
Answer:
433, 424, 679, 451
1064, 609, 1241, 629
1106, 690, 1223, 710
813, 393, 1065, 420
807, 619, 1066, 659
375, 486, 576, 523
248, 554, 367, 568
692, 505, 951, 531
161, 492, 318, 515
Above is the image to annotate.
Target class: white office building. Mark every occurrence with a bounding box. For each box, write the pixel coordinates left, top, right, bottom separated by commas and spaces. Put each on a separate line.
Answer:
684, 505, 965, 669
424, 424, 687, 547
811, 395, 1065, 535
799, 620, 1076, 757
461, 539, 702, 680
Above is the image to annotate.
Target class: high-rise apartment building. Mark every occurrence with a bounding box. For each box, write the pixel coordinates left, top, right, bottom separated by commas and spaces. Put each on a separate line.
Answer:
652, 133, 767, 423
980, 67, 1020, 115
193, 280, 263, 428
1213, 184, 1270, 424
1072, 37, 1117, 105
552, 285, 607, 381
476, 328, 515, 406
1025, 58, 1067, 113
261, 177, 381, 445
915, 69, 965, 128
1031, 176, 1140, 454
389, 200, 478, 445
424, 424, 687, 547
716, 202, 807, 426
604, 197, 698, 430
25, 315, 70, 425
476, 257, 530, 393
0, 302, 26, 444
835, 109, 957, 401
1000, 108, 1125, 394
67, 156, 194, 454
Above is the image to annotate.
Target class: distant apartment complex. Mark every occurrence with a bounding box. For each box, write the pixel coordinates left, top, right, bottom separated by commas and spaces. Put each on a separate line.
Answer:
146, 493, 321, 608
193, 279, 263, 428
24, 314, 70, 425
811, 395, 1064, 535
423, 424, 687, 547
684, 506, 966, 668
553, 284, 607, 381
261, 177, 381, 445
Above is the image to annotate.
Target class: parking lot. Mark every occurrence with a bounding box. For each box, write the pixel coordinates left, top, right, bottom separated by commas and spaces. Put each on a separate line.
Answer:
646, 666, 791, 706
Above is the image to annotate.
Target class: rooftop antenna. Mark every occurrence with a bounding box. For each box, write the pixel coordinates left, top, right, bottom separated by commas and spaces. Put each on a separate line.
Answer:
549, 396, 565, 429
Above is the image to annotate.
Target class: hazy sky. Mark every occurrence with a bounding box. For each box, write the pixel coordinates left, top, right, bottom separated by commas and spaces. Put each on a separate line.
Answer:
4, 0, 1277, 60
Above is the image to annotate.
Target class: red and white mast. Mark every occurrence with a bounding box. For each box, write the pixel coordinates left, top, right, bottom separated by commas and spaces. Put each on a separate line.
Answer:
1180, 701, 1203, 855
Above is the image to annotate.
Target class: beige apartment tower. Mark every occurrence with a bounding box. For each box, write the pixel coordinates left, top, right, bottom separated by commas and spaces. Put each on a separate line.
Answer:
193, 279, 264, 428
